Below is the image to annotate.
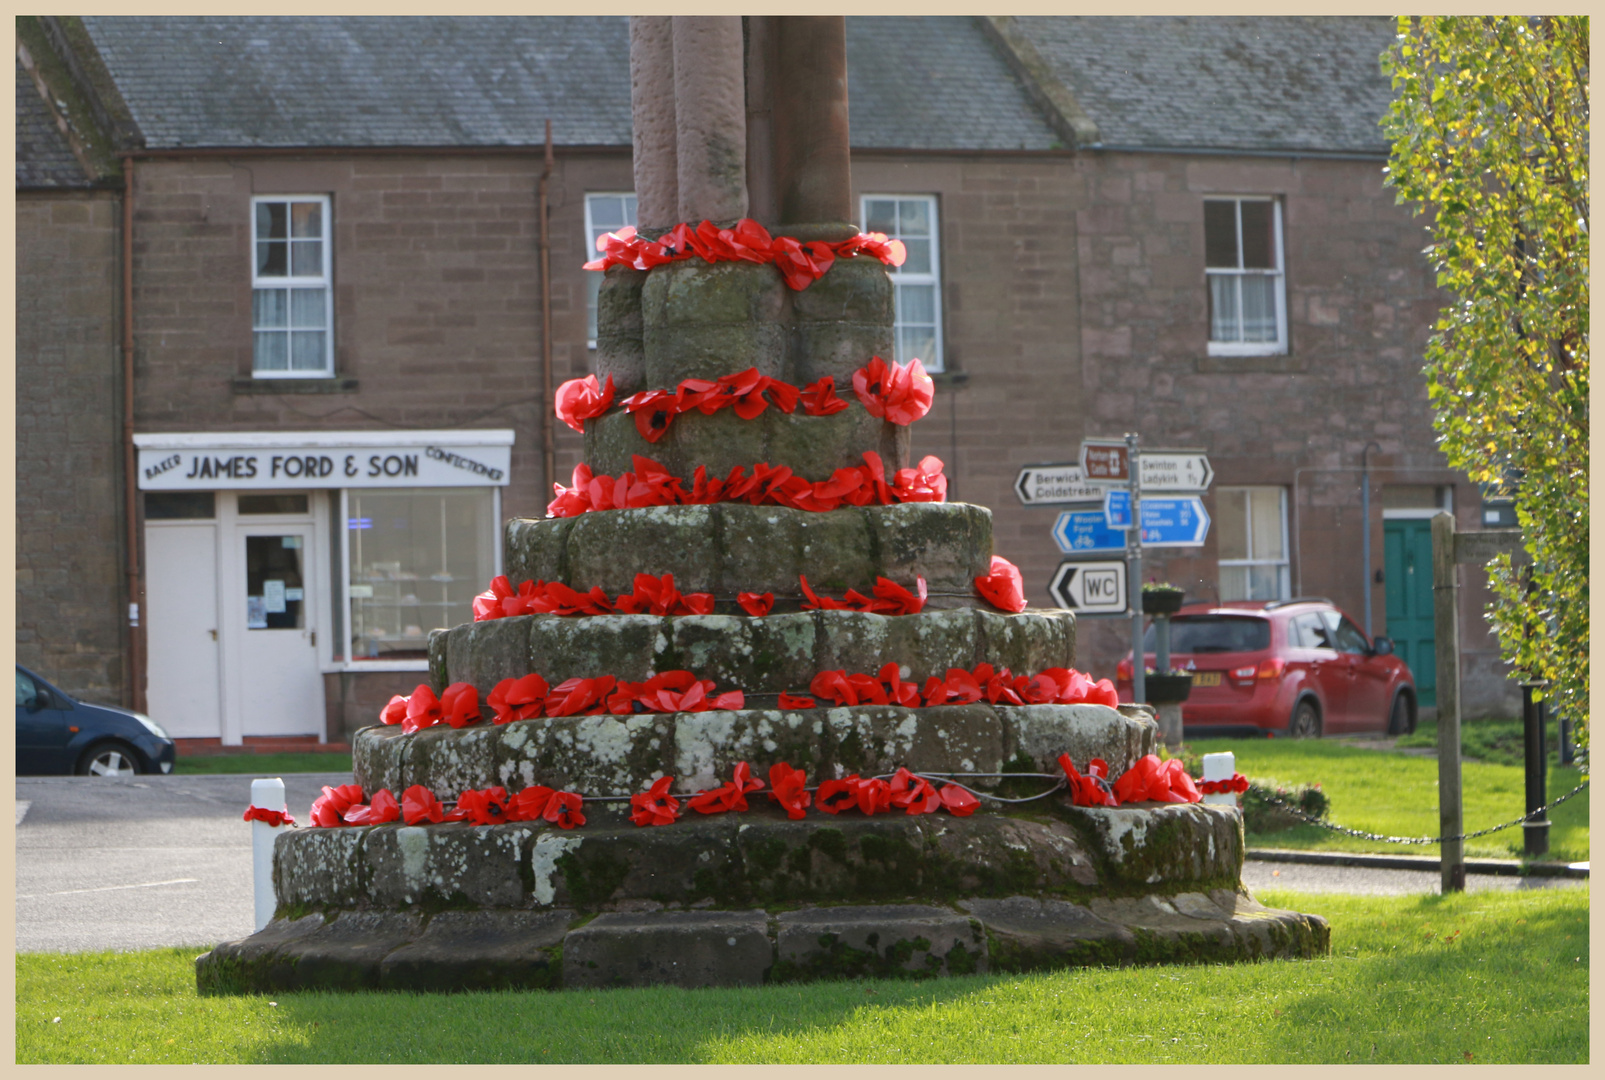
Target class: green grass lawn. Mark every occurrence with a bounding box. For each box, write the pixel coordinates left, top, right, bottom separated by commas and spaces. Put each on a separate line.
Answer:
14, 887, 1587, 1064
1186, 736, 1589, 862
1396, 713, 1578, 768
174, 753, 352, 776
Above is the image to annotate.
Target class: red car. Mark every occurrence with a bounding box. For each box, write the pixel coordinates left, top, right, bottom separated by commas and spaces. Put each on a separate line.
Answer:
1115, 598, 1417, 739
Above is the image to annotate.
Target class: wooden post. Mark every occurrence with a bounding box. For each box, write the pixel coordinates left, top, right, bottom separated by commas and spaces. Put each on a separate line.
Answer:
1431, 511, 1465, 893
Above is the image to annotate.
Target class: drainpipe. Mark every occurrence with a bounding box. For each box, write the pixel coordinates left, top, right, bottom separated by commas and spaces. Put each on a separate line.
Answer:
538, 120, 555, 498
1361, 441, 1381, 636
122, 159, 145, 713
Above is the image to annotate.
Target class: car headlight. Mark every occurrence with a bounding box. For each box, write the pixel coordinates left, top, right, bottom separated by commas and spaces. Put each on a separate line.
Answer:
133, 713, 170, 740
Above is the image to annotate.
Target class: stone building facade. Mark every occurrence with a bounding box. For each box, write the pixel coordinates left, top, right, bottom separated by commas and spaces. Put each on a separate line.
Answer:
15, 15, 1519, 746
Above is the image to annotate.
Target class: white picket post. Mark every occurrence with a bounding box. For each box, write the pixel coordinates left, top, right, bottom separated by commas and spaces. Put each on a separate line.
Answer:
250, 777, 287, 932
1201, 751, 1237, 807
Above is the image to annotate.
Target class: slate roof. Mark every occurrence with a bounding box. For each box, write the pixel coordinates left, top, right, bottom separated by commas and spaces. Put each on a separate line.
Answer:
78, 15, 1059, 153
846, 17, 1058, 151
1017, 16, 1399, 155
16, 59, 92, 187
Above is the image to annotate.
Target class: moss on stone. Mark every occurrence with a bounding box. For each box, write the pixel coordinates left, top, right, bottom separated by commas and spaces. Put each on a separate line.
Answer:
554, 846, 630, 911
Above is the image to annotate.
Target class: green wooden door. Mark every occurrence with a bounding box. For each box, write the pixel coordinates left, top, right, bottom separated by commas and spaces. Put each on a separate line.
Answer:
1384, 519, 1436, 707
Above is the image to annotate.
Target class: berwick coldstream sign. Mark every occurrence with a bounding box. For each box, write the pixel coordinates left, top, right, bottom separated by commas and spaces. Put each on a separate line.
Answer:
132, 430, 515, 490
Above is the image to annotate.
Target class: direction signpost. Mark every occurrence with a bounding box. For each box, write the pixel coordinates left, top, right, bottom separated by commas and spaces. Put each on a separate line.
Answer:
1101, 490, 1211, 546
1138, 452, 1213, 492
1051, 510, 1128, 555
1079, 440, 1130, 483
1047, 559, 1127, 615
1014, 463, 1105, 506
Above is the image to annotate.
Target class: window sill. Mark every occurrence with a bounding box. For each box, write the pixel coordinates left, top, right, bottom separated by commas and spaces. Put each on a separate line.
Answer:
1195, 354, 1304, 375
324, 659, 430, 673
233, 377, 359, 395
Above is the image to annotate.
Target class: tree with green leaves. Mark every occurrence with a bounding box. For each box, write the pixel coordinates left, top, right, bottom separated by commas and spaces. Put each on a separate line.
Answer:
1380, 17, 1588, 751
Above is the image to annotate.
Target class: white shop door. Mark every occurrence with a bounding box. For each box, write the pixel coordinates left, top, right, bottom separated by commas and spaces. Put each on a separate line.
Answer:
145, 522, 222, 738
235, 525, 323, 736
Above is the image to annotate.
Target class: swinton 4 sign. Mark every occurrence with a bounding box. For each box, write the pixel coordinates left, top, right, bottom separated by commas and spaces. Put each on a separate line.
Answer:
133, 430, 515, 490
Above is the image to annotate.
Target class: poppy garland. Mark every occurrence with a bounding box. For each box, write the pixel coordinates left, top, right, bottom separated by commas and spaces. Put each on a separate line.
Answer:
288, 757, 1251, 832
582, 218, 906, 291
547, 451, 948, 518
555, 356, 935, 441
472, 571, 929, 622
379, 658, 1118, 736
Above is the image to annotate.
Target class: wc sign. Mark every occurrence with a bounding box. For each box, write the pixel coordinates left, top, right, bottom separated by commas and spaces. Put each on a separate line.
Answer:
1047, 559, 1128, 615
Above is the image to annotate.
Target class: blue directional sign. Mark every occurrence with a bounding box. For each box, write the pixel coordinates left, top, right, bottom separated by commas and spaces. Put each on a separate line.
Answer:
1052, 510, 1128, 554
1138, 496, 1211, 547
1104, 489, 1132, 527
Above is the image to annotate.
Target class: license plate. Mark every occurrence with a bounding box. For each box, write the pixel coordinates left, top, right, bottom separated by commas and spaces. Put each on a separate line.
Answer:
1191, 672, 1222, 687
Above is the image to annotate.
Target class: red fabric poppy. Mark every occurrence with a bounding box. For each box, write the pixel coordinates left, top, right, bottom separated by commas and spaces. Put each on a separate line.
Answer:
686, 761, 766, 815
854, 777, 893, 816
799, 376, 850, 417
815, 775, 863, 815
770, 236, 836, 291
852, 356, 935, 426
975, 555, 1027, 613
555, 374, 616, 434
835, 231, 908, 267
380, 694, 409, 726
401, 784, 447, 825
547, 463, 596, 517
506, 785, 556, 822
876, 662, 923, 707
310, 783, 366, 828
892, 456, 949, 503
456, 787, 513, 826
544, 791, 586, 829
623, 389, 681, 443
887, 768, 942, 815
1197, 773, 1250, 795
243, 806, 296, 827
488, 674, 549, 724
630, 775, 682, 827
767, 762, 812, 819
439, 682, 481, 728
401, 685, 443, 735
777, 692, 817, 709
545, 675, 618, 718
736, 592, 774, 617
938, 783, 981, 817
1112, 754, 1201, 805
1057, 754, 1120, 808
343, 788, 401, 826
871, 575, 927, 616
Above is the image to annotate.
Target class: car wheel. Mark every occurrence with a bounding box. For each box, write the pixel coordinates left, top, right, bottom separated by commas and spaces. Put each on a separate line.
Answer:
1289, 700, 1322, 739
77, 741, 143, 777
1387, 691, 1414, 736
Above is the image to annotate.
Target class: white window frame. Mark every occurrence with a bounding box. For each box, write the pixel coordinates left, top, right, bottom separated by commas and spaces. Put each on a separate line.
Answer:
250, 194, 334, 378
1204, 195, 1287, 358
861, 194, 944, 373
584, 191, 638, 349
1217, 485, 1290, 601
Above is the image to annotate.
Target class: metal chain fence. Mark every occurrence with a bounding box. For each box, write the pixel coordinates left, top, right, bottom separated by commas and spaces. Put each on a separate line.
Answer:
1255, 780, 1590, 845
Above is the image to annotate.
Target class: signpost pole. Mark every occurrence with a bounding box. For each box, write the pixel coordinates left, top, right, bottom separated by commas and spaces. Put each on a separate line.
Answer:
1431, 511, 1465, 893
1127, 432, 1144, 706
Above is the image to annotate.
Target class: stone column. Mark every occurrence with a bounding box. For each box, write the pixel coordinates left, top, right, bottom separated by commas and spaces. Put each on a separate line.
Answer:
671, 16, 748, 224
772, 16, 853, 232
629, 16, 679, 233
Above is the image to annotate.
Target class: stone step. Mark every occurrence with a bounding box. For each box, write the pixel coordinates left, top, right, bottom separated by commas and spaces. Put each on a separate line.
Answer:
503, 502, 992, 604
430, 606, 1075, 701
353, 700, 1154, 802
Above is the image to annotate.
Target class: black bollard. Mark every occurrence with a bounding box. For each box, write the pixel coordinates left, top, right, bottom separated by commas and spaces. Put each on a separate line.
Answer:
1521, 681, 1549, 856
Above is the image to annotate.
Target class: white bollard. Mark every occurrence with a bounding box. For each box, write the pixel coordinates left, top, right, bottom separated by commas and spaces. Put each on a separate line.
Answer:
250, 777, 287, 932
1201, 751, 1237, 808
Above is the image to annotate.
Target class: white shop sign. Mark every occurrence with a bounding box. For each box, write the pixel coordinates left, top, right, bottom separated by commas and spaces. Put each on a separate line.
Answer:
133, 430, 515, 490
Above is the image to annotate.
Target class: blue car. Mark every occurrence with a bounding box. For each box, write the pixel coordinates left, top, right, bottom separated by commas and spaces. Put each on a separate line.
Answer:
16, 665, 177, 776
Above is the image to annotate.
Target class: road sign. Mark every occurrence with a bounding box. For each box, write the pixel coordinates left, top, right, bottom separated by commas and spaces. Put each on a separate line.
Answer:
1079, 439, 1129, 483
1051, 509, 1128, 554
1137, 495, 1211, 547
1139, 452, 1213, 493
1104, 488, 1131, 527
1047, 559, 1128, 614
1014, 463, 1105, 506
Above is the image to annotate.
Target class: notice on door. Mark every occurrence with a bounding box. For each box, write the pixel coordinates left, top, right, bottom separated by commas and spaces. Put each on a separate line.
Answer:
263, 579, 287, 614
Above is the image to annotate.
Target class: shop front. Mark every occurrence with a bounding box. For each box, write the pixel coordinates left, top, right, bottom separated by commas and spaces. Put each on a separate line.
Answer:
133, 430, 513, 744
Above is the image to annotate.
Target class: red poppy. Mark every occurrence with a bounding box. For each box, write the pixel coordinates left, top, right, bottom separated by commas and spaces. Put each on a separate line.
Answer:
799, 376, 850, 416
401, 784, 447, 825
777, 692, 816, 709
938, 783, 981, 817
870, 575, 927, 615
379, 694, 409, 726
892, 456, 949, 503
545, 675, 617, 718
343, 788, 401, 826
630, 775, 681, 827
854, 777, 893, 816
547, 463, 596, 518
770, 236, 836, 291
242, 806, 296, 827
402, 685, 443, 735
1111, 754, 1201, 805
310, 783, 366, 828
888, 768, 942, 815
1198, 773, 1250, 795
544, 791, 586, 829
507, 785, 556, 822
624, 389, 681, 443
736, 592, 774, 617
488, 674, 549, 724
975, 555, 1027, 613
767, 762, 812, 819
852, 356, 935, 427
686, 761, 766, 815
439, 683, 481, 728
555, 374, 616, 434
835, 231, 907, 267
456, 786, 513, 826
815, 775, 862, 815
1057, 754, 1119, 808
